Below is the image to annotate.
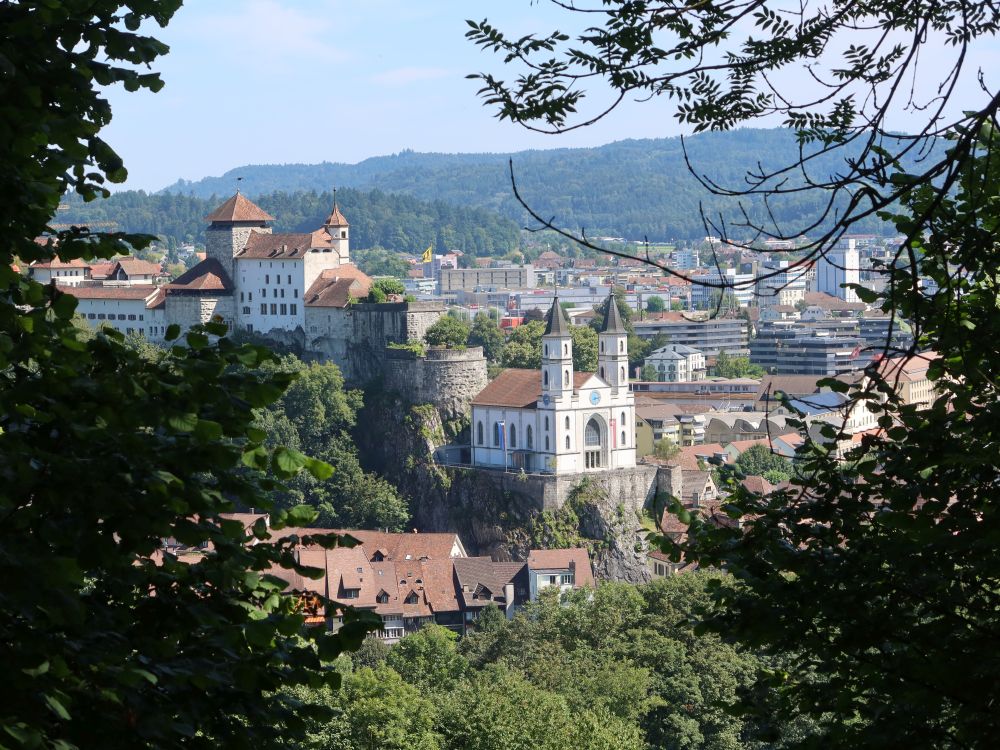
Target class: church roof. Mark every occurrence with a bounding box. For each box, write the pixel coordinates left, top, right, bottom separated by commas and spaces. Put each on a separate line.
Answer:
543, 297, 570, 336
471, 368, 592, 409
602, 295, 626, 333
205, 193, 274, 223
324, 201, 349, 227
165, 257, 233, 293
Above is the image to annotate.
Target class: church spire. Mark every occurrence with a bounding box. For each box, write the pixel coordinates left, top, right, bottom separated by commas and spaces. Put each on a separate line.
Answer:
324, 189, 349, 227
602, 293, 626, 333
544, 296, 570, 336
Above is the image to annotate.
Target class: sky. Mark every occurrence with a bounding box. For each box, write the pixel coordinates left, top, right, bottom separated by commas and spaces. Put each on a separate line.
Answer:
104, 0, 1000, 192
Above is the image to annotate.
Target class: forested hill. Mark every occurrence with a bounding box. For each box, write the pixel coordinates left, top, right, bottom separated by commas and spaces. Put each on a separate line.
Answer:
160, 129, 923, 240
57, 188, 521, 256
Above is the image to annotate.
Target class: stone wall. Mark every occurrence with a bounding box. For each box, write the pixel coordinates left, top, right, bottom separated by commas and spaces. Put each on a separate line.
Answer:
164, 293, 236, 333
304, 300, 445, 384
205, 223, 269, 282
383, 346, 488, 421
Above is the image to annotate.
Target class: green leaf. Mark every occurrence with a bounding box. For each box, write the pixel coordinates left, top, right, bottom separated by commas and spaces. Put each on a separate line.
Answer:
285, 504, 319, 527
272, 447, 308, 476
168, 413, 198, 433
193, 419, 223, 441
164, 323, 181, 341
44, 694, 71, 721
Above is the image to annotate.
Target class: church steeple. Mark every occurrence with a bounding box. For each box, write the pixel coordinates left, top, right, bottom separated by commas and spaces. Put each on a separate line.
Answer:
598, 293, 629, 392
542, 297, 573, 399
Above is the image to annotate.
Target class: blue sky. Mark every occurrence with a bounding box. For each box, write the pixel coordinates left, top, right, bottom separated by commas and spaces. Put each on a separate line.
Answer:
104, 1, 1000, 192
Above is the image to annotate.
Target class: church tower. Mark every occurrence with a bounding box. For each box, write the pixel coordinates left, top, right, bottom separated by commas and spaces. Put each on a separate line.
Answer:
542, 297, 573, 401
323, 191, 350, 263
598, 293, 629, 393
204, 192, 273, 283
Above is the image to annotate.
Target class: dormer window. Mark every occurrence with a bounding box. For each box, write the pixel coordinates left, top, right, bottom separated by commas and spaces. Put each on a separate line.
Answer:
371, 550, 385, 562
341, 588, 359, 599
404, 591, 419, 605
376, 591, 389, 604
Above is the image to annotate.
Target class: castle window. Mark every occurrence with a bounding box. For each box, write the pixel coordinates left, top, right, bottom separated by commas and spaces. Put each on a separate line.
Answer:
265, 274, 269, 284
477, 421, 484, 445
262, 288, 266, 297
280, 288, 285, 298
290, 304, 297, 315
341, 230, 347, 238
280, 304, 287, 315
270, 304, 277, 315
287, 274, 291, 284
240, 291, 244, 302
294, 288, 298, 298
117, 314, 126, 320
526, 425, 533, 449
249, 292, 253, 301
260, 304, 266, 315
509, 425, 516, 448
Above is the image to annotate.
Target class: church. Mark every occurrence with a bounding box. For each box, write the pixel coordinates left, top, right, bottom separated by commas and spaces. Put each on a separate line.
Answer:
470, 296, 637, 475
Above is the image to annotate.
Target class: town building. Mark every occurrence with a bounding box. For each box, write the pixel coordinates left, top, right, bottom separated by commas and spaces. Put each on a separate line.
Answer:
632, 314, 749, 357
816, 239, 861, 302
470, 296, 637, 474
439, 266, 535, 294
644, 343, 706, 382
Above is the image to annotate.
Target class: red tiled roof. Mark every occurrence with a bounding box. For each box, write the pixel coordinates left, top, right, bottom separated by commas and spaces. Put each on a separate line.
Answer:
236, 232, 315, 260
205, 193, 274, 223
146, 287, 167, 310
66, 284, 159, 300
346, 530, 464, 561
527, 548, 595, 587
324, 202, 349, 227
112, 257, 161, 277
471, 368, 592, 409
30, 258, 90, 270
303, 266, 373, 308
165, 257, 233, 293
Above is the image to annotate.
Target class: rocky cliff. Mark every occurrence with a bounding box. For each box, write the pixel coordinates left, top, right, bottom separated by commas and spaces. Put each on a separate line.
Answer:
356, 390, 655, 583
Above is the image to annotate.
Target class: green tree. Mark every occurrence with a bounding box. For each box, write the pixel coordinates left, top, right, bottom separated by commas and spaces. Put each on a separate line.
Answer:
468, 2, 1000, 744
500, 320, 545, 369
424, 316, 471, 348
714, 351, 765, 379
640, 363, 658, 381
336, 667, 440, 750
368, 277, 405, 300
467, 313, 505, 362
654, 438, 680, 460
645, 295, 665, 312
386, 624, 468, 693
0, 3, 379, 748
570, 324, 598, 372
734, 443, 791, 477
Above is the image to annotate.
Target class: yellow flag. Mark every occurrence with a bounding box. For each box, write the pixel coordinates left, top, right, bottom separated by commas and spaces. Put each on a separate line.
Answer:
421, 245, 433, 263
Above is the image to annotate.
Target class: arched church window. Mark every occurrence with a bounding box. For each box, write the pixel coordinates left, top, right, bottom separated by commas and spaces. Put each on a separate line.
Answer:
565, 416, 570, 429
565, 435, 571, 450
621, 411, 627, 426
563, 369, 569, 386
600, 366, 605, 378
619, 340, 624, 352
526, 425, 533, 449
620, 366, 626, 380
621, 430, 627, 446
493, 423, 501, 447
510, 425, 517, 448
544, 416, 549, 430
564, 343, 568, 356
544, 370, 549, 386
585, 418, 601, 447
600, 341, 604, 353
545, 436, 550, 450
477, 421, 484, 445
544, 344, 548, 357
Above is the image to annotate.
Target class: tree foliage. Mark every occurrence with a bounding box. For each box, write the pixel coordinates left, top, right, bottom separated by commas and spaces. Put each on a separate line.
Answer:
425, 316, 471, 348
714, 351, 764, 379
467, 313, 506, 363
470, 2, 1000, 746
0, 4, 379, 747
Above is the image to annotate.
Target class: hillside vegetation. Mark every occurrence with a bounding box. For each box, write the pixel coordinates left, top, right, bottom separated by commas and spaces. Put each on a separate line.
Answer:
57, 188, 521, 257
160, 129, 925, 240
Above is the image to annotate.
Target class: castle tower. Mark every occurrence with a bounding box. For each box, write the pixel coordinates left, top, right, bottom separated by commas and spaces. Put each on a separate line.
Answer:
541, 297, 573, 401
323, 191, 350, 263
204, 192, 273, 282
598, 293, 629, 393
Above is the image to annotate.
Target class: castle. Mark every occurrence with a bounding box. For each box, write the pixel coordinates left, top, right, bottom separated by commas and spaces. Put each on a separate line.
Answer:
55, 192, 454, 384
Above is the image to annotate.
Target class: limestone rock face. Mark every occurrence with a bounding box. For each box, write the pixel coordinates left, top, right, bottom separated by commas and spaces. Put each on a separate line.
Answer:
357, 394, 656, 583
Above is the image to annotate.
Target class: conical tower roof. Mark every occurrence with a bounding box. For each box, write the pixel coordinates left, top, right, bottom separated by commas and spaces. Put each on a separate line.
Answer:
205, 192, 274, 223
544, 297, 570, 336
602, 293, 626, 334
324, 202, 349, 227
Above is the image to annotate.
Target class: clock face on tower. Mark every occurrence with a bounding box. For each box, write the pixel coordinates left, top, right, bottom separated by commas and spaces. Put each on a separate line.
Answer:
589, 390, 601, 405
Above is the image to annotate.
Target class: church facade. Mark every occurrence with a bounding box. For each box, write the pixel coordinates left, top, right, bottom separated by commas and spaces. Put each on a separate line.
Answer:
470, 297, 636, 475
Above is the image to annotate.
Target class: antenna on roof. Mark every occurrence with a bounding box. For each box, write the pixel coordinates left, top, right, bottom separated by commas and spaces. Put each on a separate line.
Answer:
235, 176, 243, 194
332, 187, 337, 207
